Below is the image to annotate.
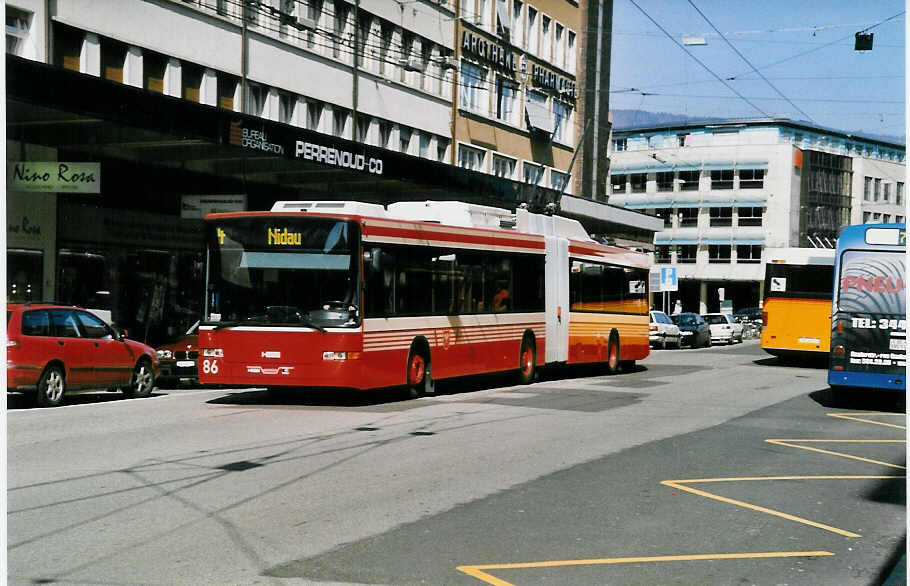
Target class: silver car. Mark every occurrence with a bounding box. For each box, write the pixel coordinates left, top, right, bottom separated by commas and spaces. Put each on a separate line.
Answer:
649, 310, 681, 349
703, 313, 743, 344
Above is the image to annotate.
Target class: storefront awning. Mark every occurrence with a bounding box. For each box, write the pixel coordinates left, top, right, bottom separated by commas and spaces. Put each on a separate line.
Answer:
525, 99, 553, 135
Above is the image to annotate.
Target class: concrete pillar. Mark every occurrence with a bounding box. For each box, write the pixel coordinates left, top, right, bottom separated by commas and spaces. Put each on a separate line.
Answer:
699, 281, 708, 314
81, 33, 100, 76
200, 69, 218, 106
123, 46, 143, 87
164, 58, 181, 97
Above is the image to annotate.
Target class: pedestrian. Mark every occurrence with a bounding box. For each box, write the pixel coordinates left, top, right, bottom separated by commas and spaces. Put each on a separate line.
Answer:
673, 299, 682, 315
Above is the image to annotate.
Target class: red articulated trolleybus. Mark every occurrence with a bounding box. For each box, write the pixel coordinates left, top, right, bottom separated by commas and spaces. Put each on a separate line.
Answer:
197, 200, 651, 396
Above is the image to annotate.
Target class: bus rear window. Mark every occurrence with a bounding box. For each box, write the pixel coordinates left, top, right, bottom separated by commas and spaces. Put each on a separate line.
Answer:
836, 250, 905, 315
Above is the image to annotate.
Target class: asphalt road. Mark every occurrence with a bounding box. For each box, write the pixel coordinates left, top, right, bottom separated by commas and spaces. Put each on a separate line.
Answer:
7, 340, 905, 585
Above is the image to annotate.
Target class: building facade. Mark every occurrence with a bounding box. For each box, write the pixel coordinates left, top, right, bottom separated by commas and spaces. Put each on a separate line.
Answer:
608, 119, 906, 314
7, 0, 655, 347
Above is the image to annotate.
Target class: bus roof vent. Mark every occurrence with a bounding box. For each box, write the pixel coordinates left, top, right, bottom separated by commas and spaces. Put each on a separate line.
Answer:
516, 208, 595, 241
386, 201, 515, 229
270, 201, 387, 217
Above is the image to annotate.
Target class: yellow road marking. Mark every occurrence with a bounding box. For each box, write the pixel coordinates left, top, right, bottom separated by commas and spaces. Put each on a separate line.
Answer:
766, 439, 906, 469
828, 412, 906, 429
662, 475, 904, 538
457, 551, 834, 586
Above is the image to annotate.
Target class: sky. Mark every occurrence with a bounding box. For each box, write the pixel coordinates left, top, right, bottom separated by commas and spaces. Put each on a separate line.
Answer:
609, 0, 906, 139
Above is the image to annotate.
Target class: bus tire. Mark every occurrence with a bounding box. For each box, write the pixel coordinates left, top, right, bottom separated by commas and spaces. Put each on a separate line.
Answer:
406, 347, 433, 398
517, 335, 537, 385
606, 333, 621, 375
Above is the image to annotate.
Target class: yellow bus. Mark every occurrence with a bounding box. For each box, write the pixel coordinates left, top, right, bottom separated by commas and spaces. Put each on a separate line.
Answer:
761, 247, 835, 361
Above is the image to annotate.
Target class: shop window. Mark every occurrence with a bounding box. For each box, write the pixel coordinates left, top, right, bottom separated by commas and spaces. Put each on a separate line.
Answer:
676, 245, 696, 264
736, 245, 761, 264
710, 169, 733, 190
144, 51, 167, 94
610, 174, 626, 194
629, 173, 646, 193
654, 245, 671, 264
739, 168, 764, 189
54, 23, 83, 72
678, 170, 699, 191
709, 207, 732, 227
737, 207, 763, 226
7, 249, 43, 303
57, 250, 112, 312
678, 208, 698, 227
708, 244, 731, 264
656, 172, 674, 192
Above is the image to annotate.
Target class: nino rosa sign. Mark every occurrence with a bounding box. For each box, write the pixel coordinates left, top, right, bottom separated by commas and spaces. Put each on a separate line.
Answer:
9, 162, 101, 193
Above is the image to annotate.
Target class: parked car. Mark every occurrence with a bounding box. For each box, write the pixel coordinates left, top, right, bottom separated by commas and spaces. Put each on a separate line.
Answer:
703, 313, 743, 344
734, 307, 763, 323
155, 321, 199, 387
649, 310, 681, 349
671, 312, 711, 348
6, 302, 160, 407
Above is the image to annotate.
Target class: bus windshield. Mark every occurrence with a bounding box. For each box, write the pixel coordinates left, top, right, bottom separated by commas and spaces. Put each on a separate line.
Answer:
764, 263, 833, 300
836, 250, 905, 315
204, 217, 360, 328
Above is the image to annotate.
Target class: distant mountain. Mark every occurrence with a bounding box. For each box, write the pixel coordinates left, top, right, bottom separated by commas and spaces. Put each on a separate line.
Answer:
610, 109, 905, 145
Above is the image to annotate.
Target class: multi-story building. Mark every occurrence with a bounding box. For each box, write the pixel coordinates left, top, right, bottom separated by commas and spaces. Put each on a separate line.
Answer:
6, 0, 655, 346
608, 119, 906, 313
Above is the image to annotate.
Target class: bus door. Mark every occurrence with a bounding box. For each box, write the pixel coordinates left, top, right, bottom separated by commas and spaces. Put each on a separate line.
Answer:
545, 236, 569, 362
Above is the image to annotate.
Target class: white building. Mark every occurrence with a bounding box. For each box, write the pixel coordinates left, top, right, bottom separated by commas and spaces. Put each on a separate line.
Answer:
607, 119, 905, 313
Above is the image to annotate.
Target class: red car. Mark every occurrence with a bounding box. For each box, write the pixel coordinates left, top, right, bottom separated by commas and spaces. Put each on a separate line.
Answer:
6, 303, 160, 407
155, 321, 199, 386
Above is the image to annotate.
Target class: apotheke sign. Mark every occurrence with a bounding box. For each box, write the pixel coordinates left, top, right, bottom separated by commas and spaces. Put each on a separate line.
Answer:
9, 162, 101, 193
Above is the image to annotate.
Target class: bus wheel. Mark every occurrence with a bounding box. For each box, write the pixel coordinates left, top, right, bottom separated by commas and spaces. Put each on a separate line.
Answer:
606, 334, 621, 375
406, 349, 433, 398
517, 337, 537, 385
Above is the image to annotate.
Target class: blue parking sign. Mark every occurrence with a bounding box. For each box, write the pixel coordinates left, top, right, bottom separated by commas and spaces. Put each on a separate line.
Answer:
660, 267, 678, 291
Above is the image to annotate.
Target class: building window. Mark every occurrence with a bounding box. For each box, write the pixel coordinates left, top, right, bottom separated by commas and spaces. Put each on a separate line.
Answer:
144, 51, 167, 94
736, 207, 763, 226
495, 76, 518, 124
629, 173, 646, 193
523, 161, 543, 184
378, 121, 393, 149
676, 245, 697, 263
678, 208, 698, 227
897, 215, 904, 223
863, 176, 872, 201
739, 168, 764, 189
279, 93, 296, 124
612, 138, 627, 152
554, 22, 564, 69
100, 38, 127, 83
307, 100, 324, 131
736, 245, 761, 264
492, 154, 517, 179
678, 170, 699, 191
553, 100, 572, 142
419, 132, 431, 158
897, 182, 904, 205
567, 30, 576, 71
677, 133, 689, 147
333, 108, 350, 138
247, 83, 265, 116
333, 2, 351, 59
709, 207, 732, 227
709, 244, 731, 264
863, 211, 872, 223
540, 14, 551, 62
656, 172, 674, 192
610, 174, 626, 194
512, 1, 524, 47
654, 208, 673, 227
550, 169, 567, 192
654, 245, 671, 264
874, 178, 881, 201
873, 212, 882, 222
527, 6, 538, 54
437, 138, 450, 162
6, 7, 31, 56
495, 0, 511, 38
379, 24, 393, 76
217, 73, 237, 110
399, 127, 412, 153
458, 144, 486, 171
883, 183, 891, 202
459, 62, 488, 113
710, 169, 733, 190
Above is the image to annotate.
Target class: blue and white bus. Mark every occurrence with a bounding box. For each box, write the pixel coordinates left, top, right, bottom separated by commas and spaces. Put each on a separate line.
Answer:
828, 223, 906, 392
